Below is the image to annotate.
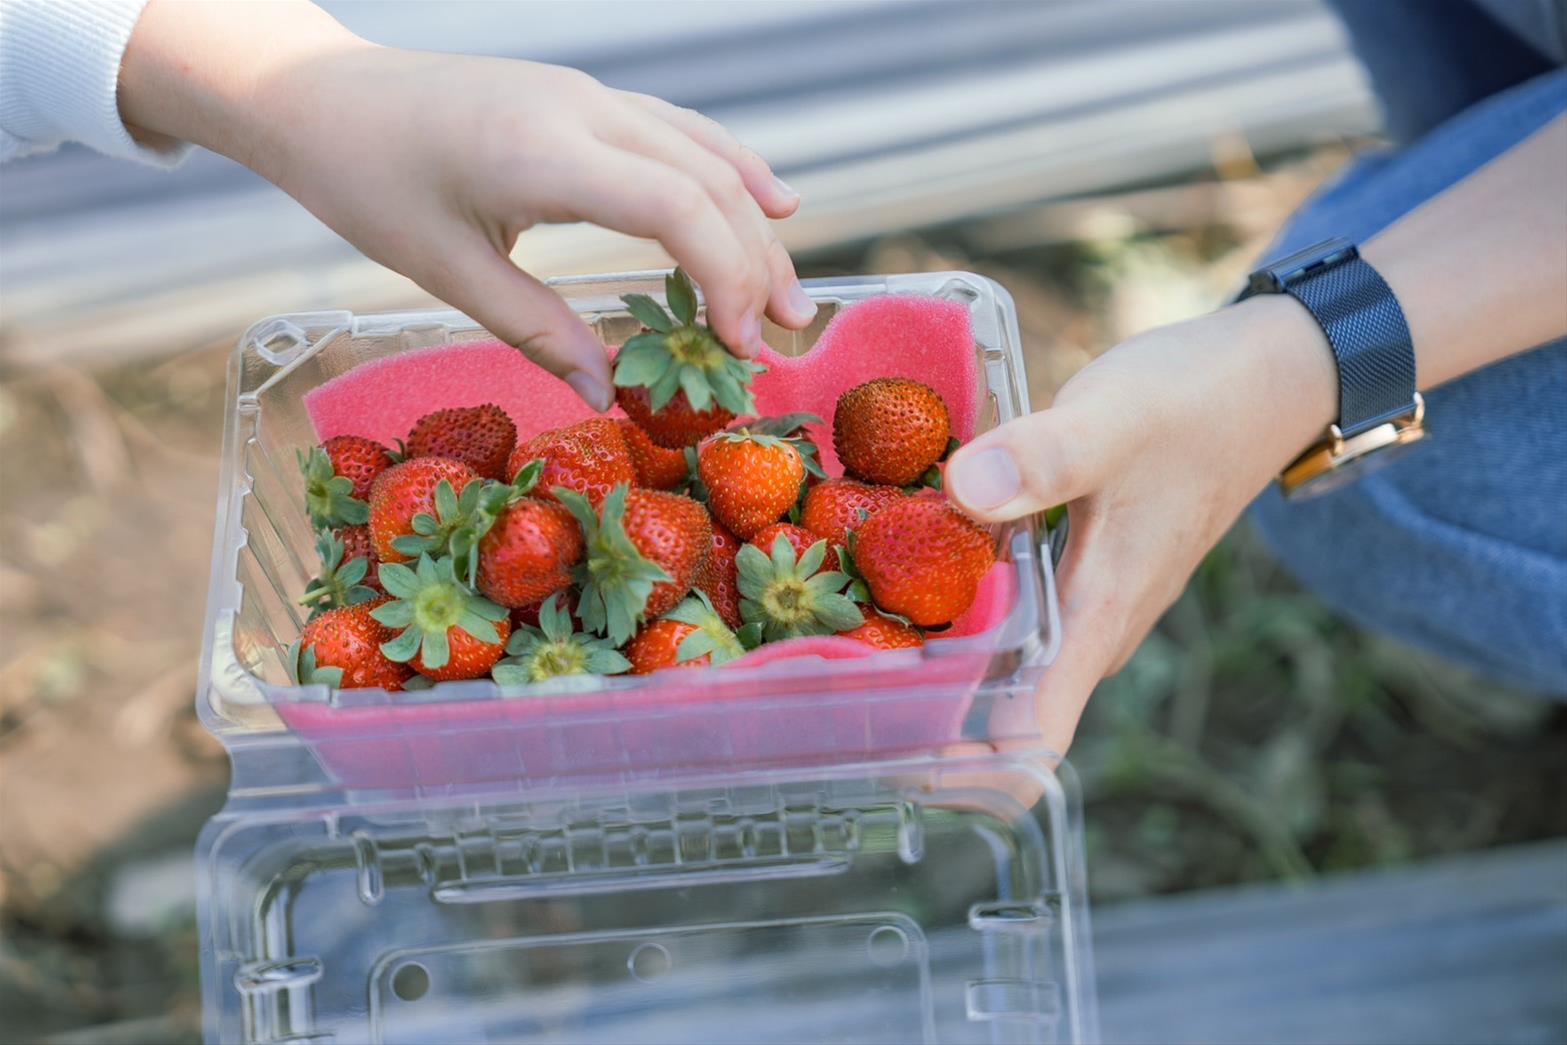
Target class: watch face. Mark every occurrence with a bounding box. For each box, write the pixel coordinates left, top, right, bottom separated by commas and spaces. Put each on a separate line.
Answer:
1289, 436, 1421, 499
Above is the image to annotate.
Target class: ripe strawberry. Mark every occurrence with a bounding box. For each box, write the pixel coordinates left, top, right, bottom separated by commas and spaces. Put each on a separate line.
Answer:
625, 594, 748, 674
556, 485, 711, 643
367, 457, 480, 562
625, 619, 702, 675
800, 478, 906, 547
833, 378, 952, 486
406, 403, 517, 480
492, 593, 630, 685
616, 385, 733, 449
698, 433, 805, 539
300, 442, 373, 529
296, 597, 413, 690
737, 531, 862, 640
299, 531, 379, 614
694, 521, 742, 628
853, 497, 994, 626
323, 435, 394, 500
373, 554, 511, 681
839, 609, 923, 651
508, 419, 636, 507
476, 498, 583, 608
749, 522, 840, 572
616, 418, 689, 489
335, 525, 383, 594
610, 268, 762, 449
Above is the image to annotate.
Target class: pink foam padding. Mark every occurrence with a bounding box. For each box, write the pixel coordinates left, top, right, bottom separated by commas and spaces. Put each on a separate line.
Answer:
284, 294, 1006, 790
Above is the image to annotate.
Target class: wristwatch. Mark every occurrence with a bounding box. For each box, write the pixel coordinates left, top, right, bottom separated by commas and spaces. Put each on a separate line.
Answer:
1240, 237, 1426, 499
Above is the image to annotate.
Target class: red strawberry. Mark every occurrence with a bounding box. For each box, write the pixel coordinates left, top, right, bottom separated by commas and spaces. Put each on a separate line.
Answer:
800, 478, 906, 547
695, 521, 742, 628
698, 433, 805, 539
367, 457, 479, 563
853, 497, 994, 626
297, 598, 413, 690
833, 378, 952, 486
373, 554, 511, 681
610, 268, 761, 449
475, 498, 583, 608
617, 385, 733, 449
556, 485, 711, 643
625, 619, 703, 675
406, 404, 517, 480
508, 419, 636, 507
323, 435, 394, 500
839, 609, 923, 651
625, 595, 747, 674
749, 522, 839, 572
616, 419, 689, 489
336, 525, 383, 594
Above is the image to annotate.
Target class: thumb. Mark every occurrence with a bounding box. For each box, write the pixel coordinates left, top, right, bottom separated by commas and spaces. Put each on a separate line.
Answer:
945, 400, 1128, 523
420, 240, 616, 411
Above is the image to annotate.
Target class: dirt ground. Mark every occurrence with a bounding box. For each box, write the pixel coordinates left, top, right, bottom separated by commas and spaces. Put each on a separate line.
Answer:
2, 148, 1564, 1043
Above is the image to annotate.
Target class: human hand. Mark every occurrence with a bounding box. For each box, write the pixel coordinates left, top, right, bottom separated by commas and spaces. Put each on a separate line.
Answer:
119, 1, 814, 410
946, 295, 1338, 754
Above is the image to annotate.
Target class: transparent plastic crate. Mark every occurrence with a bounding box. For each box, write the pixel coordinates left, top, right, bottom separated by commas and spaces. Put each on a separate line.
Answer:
193, 272, 1095, 1043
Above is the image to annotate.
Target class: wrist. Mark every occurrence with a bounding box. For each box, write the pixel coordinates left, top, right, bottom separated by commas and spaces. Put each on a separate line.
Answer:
119, 0, 370, 175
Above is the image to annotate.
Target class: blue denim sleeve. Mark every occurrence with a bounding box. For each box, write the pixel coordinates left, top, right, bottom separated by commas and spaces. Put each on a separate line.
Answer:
1249, 69, 1567, 697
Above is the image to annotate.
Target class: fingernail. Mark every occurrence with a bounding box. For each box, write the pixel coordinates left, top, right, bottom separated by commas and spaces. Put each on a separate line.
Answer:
786, 281, 817, 323
950, 447, 1020, 510
771, 173, 798, 200
739, 313, 763, 356
566, 370, 612, 412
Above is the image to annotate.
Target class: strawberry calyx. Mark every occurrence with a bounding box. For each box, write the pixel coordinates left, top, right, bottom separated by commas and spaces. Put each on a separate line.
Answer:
371, 554, 508, 671
287, 639, 344, 688
388, 461, 543, 585
299, 446, 369, 529
492, 593, 631, 685
298, 531, 378, 616
663, 591, 759, 666
556, 483, 673, 645
613, 268, 763, 417
736, 532, 863, 641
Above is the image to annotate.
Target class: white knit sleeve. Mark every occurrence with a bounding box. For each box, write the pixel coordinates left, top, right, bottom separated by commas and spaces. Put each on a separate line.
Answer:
0, 0, 191, 167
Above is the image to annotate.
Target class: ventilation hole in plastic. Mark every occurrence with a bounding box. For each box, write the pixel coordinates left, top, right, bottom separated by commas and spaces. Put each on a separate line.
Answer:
628, 943, 672, 983
391, 962, 430, 1002
866, 925, 910, 966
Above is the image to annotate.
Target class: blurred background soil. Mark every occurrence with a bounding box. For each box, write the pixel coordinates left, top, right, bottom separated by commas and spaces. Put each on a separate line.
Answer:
3, 144, 1563, 1043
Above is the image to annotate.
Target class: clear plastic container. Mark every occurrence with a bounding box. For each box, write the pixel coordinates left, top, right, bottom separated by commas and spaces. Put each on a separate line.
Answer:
194, 272, 1096, 1043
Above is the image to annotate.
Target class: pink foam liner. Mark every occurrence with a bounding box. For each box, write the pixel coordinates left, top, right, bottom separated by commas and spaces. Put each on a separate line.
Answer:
287, 295, 1016, 790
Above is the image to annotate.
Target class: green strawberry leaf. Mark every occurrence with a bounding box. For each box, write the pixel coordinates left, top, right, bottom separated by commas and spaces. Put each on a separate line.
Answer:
666, 268, 699, 326
622, 292, 675, 333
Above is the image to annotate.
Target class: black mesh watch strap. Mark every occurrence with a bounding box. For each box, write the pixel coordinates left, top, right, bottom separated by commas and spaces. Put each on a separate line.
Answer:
1241, 238, 1418, 437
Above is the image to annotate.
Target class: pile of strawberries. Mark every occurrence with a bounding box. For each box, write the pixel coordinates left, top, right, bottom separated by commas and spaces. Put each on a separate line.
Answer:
290, 270, 996, 692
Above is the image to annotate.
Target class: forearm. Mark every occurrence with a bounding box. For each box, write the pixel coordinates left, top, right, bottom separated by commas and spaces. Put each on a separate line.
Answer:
117, 0, 366, 177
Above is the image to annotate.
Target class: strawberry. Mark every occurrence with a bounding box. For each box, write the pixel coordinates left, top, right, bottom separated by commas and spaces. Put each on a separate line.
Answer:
295, 597, 413, 690
373, 554, 511, 681
299, 531, 379, 614
556, 484, 711, 643
695, 521, 742, 628
476, 497, 583, 608
335, 525, 384, 594
833, 378, 952, 486
492, 593, 630, 685
800, 478, 906, 547
698, 433, 805, 539
749, 522, 840, 573
508, 419, 636, 508
610, 268, 763, 449
510, 590, 575, 631
616, 385, 734, 450
367, 457, 480, 563
853, 497, 994, 626
839, 608, 923, 651
736, 531, 863, 640
616, 418, 689, 489
299, 444, 372, 529
625, 593, 750, 674
323, 435, 394, 500
406, 403, 517, 480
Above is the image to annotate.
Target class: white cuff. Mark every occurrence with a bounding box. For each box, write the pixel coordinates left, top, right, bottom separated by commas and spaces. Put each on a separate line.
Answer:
0, 0, 191, 167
